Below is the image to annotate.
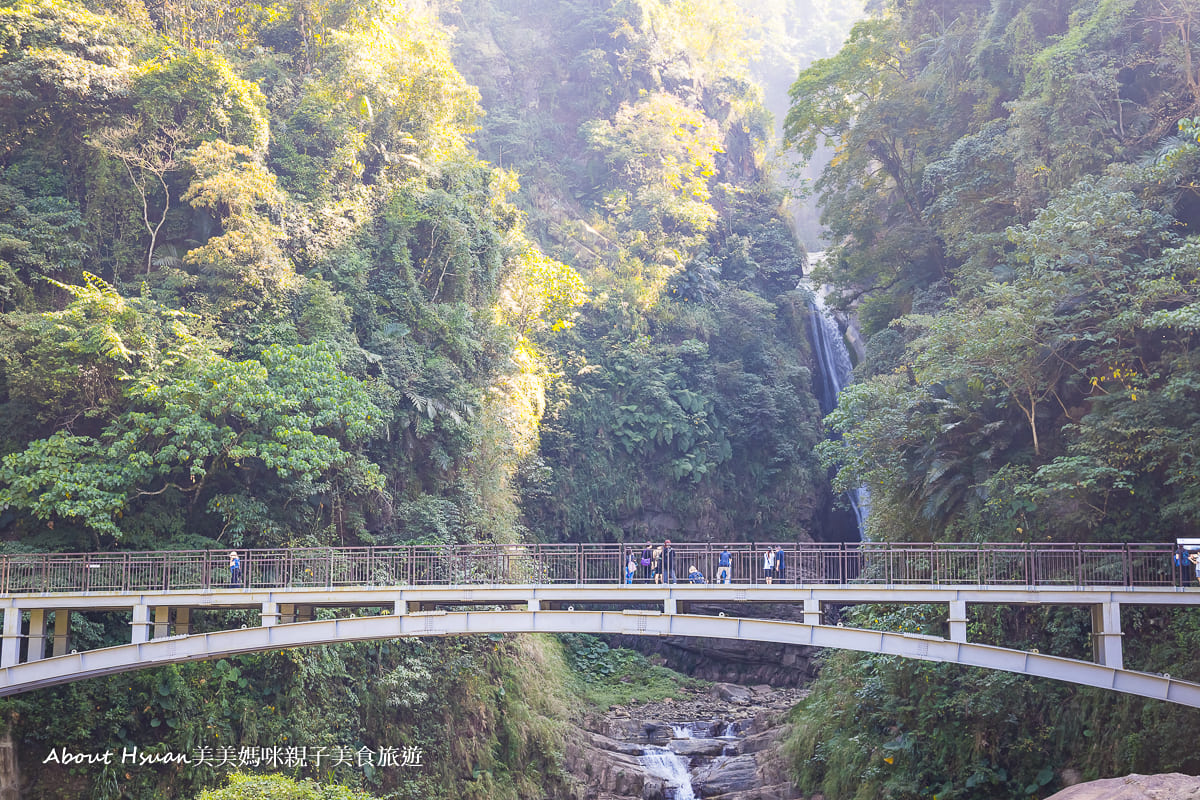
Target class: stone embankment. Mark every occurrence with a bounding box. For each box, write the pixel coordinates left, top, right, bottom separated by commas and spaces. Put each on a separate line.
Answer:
564, 682, 806, 800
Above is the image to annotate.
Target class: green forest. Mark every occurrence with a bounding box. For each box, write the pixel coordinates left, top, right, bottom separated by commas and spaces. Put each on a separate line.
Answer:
0, 0, 1198, 796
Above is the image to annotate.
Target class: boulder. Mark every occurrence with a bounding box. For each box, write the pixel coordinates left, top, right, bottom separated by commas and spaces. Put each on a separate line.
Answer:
741, 727, 787, 755
667, 738, 731, 757
712, 683, 753, 704
691, 754, 761, 796
562, 734, 647, 799
1045, 773, 1200, 800
588, 731, 651, 757
642, 721, 675, 742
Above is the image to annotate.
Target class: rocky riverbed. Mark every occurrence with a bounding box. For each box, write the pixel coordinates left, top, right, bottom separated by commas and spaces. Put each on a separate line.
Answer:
563, 682, 1200, 800
564, 681, 808, 800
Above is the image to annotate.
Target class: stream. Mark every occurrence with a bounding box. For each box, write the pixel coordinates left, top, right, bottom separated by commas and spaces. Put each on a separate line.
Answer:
567, 683, 804, 800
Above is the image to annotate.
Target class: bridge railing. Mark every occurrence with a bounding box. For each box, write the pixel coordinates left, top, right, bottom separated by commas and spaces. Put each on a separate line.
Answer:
0, 542, 1181, 594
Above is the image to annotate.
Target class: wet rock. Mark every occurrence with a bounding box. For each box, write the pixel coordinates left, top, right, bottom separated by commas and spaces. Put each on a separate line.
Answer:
643, 722, 675, 742
667, 738, 729, 757
562, 733, 647, 799
691, 754, 761, 796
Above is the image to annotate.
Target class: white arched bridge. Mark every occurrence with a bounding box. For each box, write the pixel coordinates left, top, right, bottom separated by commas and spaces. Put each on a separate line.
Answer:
1, 541, 1199, 706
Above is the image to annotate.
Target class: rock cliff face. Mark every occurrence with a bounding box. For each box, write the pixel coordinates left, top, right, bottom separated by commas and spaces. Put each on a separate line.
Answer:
564, 683, 805, 800
612, 602, 827, 688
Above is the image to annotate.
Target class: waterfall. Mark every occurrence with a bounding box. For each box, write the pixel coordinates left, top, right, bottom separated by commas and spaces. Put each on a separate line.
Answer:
671, 724, 692, 739
804, 265, 871, 535
640, 747, 696, 800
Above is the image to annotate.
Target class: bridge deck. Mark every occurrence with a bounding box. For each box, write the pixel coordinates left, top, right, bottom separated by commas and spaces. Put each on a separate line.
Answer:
0, 542, 1196, 705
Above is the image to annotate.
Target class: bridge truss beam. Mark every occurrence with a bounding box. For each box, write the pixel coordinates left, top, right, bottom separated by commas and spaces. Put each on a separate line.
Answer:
0, 611, 1195, 707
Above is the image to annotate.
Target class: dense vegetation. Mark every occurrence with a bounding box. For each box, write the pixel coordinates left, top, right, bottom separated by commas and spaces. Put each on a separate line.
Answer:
444, 0, 844, 544
0, 0, 587, 795
0, 0, 832, 796
13, 0, 1200, 796
785, 0, 1200, 797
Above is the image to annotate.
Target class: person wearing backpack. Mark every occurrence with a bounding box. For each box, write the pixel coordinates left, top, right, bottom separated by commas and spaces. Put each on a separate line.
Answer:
640, 542, 654, 583
717, 548, 732, 584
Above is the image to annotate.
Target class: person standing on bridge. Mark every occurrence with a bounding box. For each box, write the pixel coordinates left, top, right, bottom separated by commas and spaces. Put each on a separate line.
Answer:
763, 547, 775, 584
652, 544, 664, 584
1190, 550, 1200, 586
663, 540, 677, 583
774, 545, 787, 585
625, 551, 637, 585
229, 550, 242, 588
1178, 545, 1193, 586
716, 548, 732, 584
641, 541, 654, 583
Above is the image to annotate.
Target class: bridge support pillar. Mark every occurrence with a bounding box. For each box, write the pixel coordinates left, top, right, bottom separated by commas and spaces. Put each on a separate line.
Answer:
664, 598, 677, 615
527, 598, 540, 612
948, 600, 968, 643
153, 606, 170, 639
27, 609, 46, 662
52, 610, 70, 656
261, 602, 279, 627
394, 599, 407, 616
176, 608, 190, 636
131, 605, 150, 645
1, 608, 20, 667
803, 598, 822, 626
1091, 602, 1123, 669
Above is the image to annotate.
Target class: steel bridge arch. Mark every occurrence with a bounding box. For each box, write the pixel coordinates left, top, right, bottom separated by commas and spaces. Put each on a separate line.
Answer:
3, 610, 1198, 707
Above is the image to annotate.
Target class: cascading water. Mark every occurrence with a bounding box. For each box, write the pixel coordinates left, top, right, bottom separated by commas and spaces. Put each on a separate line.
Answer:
640, 747, 696, 800
804, 267, 871, 536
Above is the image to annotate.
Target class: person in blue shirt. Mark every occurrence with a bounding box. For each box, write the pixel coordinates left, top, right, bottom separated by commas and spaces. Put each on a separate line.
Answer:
688, 566, 706, 584
625, 551, 637, 585
716, 548, 732, 584
229, 550, 242, 588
